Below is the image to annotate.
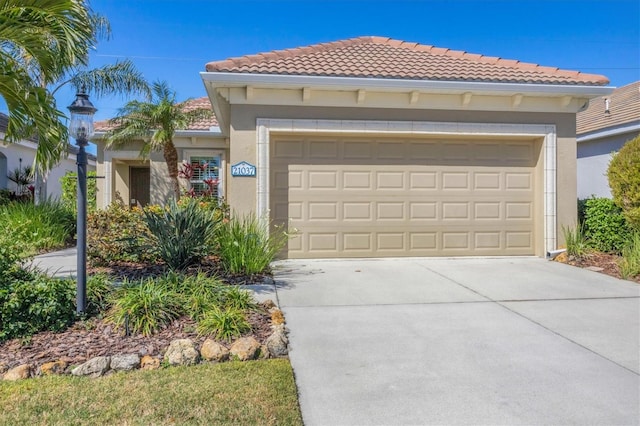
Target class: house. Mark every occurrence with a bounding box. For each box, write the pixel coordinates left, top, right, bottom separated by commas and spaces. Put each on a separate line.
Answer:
96, 36, 612, 259
576, 81, 640, 199
94, 96, 222, 208
0, 112, 97, 201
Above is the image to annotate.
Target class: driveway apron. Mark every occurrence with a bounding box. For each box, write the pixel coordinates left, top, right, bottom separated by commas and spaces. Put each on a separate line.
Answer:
273, 257, 640, 425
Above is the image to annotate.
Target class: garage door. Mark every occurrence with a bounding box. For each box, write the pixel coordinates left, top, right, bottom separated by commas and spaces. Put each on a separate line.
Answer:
271, 135, 540, 258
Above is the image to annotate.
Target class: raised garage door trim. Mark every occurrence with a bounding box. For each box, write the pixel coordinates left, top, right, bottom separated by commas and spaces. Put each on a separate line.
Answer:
257, 119, 557, 258
271, 134, 542, 258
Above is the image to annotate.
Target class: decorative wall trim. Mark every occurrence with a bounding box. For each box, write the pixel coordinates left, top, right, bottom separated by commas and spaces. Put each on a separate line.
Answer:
256, 119, 557, 255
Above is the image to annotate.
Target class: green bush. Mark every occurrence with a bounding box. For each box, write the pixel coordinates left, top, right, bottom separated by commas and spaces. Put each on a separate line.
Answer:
562, 224, 590, 259
87, 202, 156, 265
162, 272, 226, 319
618, 232, 640, 280
0, 189, 11, 206
215, 214, 290, 275
220, 286, 258, 311
608, 135, 640, 230
86, 274, 116, 316
60, 171, 97, 212
143, 199, 220, 270
0, 276, 76, 342
0, 199, 75, 256
583, 197, 631, 253
197, 307, 251, 342
106, 279, 184, 336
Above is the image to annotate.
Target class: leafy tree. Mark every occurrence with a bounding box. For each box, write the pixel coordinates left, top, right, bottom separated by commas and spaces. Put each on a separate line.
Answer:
608, 135, 640, 230
105, 81, 212, 199
0, 0, 149, 173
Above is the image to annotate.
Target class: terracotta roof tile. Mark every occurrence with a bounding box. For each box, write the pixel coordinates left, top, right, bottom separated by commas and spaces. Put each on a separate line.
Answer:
94, 97, 217, 132
205, 36, 609, 86
577, 81, 640, 135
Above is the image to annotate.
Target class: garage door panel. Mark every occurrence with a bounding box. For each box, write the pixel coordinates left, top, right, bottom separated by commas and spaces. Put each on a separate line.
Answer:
271, 135, 538, 258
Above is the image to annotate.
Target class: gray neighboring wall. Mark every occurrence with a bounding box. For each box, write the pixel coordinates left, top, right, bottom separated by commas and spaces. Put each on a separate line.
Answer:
577, 81, 640, 199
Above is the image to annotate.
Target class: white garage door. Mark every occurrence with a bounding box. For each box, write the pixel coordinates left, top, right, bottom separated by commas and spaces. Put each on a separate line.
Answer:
271, 135, 540, 258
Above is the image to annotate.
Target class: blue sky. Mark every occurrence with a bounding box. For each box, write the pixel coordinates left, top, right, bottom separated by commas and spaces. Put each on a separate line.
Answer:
4, 0, 640, 149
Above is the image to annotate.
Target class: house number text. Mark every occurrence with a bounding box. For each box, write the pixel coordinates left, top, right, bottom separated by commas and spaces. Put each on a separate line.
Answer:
231, 161, 256, 177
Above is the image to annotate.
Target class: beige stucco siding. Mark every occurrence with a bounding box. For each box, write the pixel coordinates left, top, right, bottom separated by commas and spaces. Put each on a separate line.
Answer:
228, 105, 576, 251
95, 137, 228, 208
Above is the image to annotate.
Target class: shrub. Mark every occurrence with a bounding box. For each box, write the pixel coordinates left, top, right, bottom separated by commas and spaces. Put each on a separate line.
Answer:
149, 272, 225, 319
87, 202, 156, 265
0, 189, 11, 206
143, 199, 220, 270
0, 276, 76, 342
197, 307, 251, 342
220, 286, 258, 311
562, 224, 590, 259
106, 279, 184, 336
0, 199, 75, 256
215, 214, 290, 275
60, 171, 97, 212
618, 232, 640, 280
608, 135, 640, 230
86, 274, 115, 316
583, 197, 631, 253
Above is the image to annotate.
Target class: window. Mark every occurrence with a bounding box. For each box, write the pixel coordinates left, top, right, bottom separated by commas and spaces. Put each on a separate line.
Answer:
186, 155, 220, 198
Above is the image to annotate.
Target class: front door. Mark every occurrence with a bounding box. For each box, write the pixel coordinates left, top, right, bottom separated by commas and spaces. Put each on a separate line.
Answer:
130, 167, 150, 207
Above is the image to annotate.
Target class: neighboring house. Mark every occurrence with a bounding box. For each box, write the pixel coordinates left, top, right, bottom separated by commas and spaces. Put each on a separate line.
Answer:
576, 81, 640, 199
0, 112, 97, 201
96, 36, 612, 259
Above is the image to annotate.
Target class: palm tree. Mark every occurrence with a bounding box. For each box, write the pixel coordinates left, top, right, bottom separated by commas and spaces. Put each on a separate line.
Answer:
0, 0, 150, 173
105, 81, 212, 200
0, 0, 96, 173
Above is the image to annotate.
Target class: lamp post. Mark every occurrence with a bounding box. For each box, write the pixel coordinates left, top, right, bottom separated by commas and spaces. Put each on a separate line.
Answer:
68, 91, 97, 314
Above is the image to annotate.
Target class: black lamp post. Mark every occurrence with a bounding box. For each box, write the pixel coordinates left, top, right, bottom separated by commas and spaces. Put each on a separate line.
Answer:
68, 91, 97, 314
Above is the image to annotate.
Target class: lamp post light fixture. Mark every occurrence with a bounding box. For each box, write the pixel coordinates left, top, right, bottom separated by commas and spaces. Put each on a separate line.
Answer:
67, 91, 97, 314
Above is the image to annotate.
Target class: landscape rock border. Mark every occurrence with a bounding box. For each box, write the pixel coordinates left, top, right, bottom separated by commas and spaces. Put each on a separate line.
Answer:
1, 301, 288, 381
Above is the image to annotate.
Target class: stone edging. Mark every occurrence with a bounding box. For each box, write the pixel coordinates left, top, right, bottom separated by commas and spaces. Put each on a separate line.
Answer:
1, 301, 288, 381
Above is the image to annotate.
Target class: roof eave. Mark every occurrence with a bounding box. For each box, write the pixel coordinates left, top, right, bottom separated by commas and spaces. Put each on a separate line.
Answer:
201, 71, 614, 97
577, 121, 640, 143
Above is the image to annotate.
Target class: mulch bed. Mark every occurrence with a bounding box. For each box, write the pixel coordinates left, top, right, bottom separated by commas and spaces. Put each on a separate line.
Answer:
566, 252, 640, 284
0, 260, 276, 372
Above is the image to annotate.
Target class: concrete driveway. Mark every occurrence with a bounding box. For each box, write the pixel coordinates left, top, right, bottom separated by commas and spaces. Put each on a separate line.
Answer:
272, 257, 640, 425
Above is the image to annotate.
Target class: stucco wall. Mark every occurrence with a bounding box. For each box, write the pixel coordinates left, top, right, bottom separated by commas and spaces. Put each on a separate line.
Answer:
228, 104, 577, 243
577, 131, 638, 199
0, 142, 96, 200
95, 136, 228, 208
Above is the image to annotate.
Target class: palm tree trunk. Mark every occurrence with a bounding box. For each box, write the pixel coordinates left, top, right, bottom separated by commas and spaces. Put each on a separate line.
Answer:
163, 140, 181, 200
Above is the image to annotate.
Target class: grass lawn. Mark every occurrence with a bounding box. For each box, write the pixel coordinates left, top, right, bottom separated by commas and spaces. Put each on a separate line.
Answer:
0, 359, 302, 425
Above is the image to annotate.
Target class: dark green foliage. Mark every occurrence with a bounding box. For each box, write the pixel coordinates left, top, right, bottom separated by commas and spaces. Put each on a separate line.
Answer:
608, 135, 640, 230
197, 307, 251, 342
60, 170, 97, 212
577, 198, 588, 225
143, 198, 219, 270
105, 279, 184, 336
0, 189, 11, 206
0, 276, 76, 342
86, 274, 115, 316
583, 197, 631, 253
0, 199, 75, 256
87, 202, 156, 265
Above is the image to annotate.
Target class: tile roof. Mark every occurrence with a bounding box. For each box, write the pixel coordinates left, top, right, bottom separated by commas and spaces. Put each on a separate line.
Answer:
577, 81, 640, 135
94, 97, 218, 132
205, 36, 609, 86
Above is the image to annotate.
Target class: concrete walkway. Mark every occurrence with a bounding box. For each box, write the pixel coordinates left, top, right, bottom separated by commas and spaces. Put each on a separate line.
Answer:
31, 247, 78, 278
272, 257, 640, 425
